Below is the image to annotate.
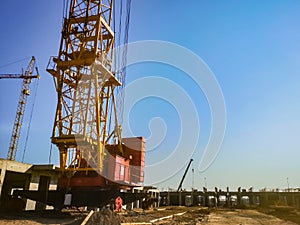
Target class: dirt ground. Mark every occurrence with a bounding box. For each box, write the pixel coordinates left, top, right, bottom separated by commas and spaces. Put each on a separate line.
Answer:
0, 207, 299, 225
0, 210, 87, 225
121, 207, 300, 225
207, 208, 299, 225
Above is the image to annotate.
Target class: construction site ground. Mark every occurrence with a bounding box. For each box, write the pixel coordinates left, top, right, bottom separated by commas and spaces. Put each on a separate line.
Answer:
0, 206, 299, 225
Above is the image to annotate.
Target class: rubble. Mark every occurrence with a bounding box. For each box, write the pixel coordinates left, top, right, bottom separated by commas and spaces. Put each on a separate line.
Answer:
0, 206, 299, 224
83, 208, 123, 225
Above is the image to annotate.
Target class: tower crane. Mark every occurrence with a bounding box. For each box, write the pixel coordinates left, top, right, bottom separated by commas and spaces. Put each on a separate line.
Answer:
0, 56, 39, 161
46, 0, 124, 186
14, 0, 146, 209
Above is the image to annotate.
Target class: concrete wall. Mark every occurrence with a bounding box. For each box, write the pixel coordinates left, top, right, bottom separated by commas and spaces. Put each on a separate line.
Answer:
25, 172, 58, 210
159, 190, 300, 208
0, 159, 59, 211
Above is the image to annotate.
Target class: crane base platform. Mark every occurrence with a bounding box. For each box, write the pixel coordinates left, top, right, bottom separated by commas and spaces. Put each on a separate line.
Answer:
13, 189, 147, 209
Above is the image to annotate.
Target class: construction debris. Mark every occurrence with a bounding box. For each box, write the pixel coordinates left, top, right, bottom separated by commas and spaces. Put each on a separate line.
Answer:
0, 206, 300, 224
83, 208, 123, 225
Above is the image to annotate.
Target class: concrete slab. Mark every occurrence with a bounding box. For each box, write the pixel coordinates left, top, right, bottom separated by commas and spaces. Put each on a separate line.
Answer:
0, 158, 32, 173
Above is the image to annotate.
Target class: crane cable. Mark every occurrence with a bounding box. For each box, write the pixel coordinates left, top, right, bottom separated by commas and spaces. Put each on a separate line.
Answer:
48, 142, 53, 164
21, 73, 40, 162
62, 0, 69, 21
109, 0, 123, 136
108, 0, 131, 136
0, 56, 31, 70
62, 0, 70, 36
117, 0, 123, 73
118, 0, 131, 126
45, 0, 67, 164
115, 0, 131, 128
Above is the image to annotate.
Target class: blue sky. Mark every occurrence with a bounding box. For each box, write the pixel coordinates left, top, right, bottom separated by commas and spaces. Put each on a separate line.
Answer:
0, 0, 300, 191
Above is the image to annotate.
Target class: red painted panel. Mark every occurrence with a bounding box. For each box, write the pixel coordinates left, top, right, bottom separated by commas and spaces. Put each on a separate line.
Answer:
59, 174, 106, 188
122, 137, 145, 183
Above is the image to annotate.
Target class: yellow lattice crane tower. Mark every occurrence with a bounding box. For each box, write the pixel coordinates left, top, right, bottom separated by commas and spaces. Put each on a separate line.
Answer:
0, 56, 39, 161
13, 0, 146, 208
47, 0, 125, 187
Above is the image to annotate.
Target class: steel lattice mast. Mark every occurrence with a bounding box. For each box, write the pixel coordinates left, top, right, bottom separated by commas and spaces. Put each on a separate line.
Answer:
6, 57, 37, 161
47, 0, 121, 175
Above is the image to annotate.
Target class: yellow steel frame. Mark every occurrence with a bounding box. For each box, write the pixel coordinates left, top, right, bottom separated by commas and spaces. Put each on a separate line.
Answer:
47, 0, 121, 175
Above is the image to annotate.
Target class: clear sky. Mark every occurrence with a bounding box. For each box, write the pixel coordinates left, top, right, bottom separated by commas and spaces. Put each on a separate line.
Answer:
0, 0, 300, 191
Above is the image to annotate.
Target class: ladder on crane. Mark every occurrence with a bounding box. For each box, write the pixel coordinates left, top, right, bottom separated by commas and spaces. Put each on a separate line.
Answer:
0, 56, 40, 161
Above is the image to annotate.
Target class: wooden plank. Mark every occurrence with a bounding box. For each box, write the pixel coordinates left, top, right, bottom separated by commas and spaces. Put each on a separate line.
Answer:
81, 210, 95, 225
